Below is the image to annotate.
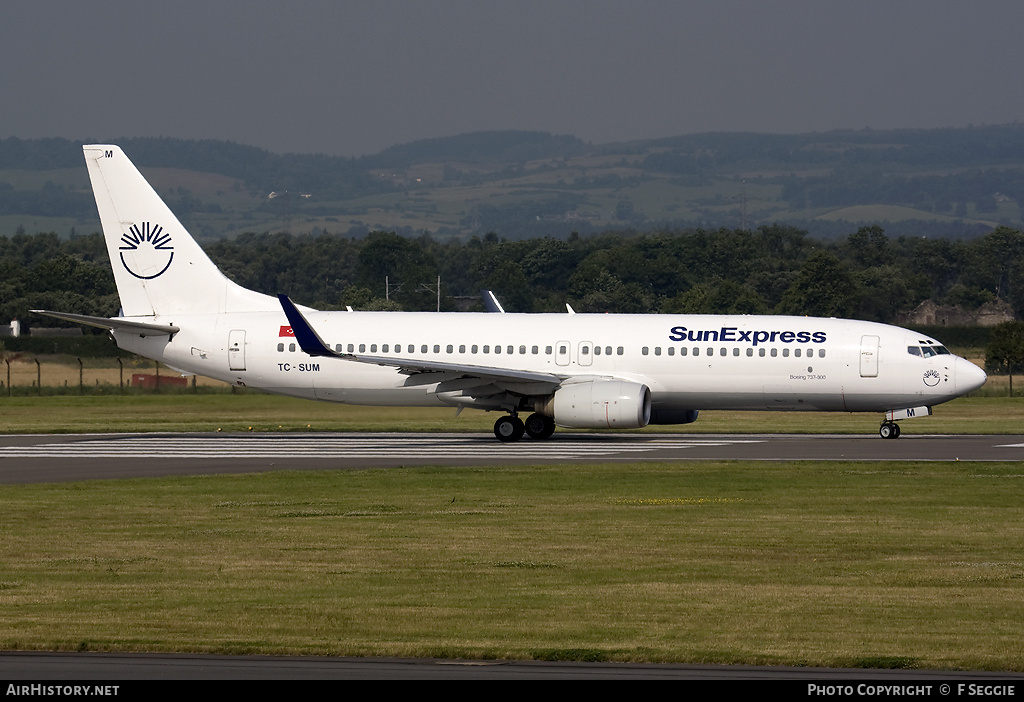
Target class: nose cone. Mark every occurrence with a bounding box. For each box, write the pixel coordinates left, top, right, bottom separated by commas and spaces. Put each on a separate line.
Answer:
955, 357, 987, 395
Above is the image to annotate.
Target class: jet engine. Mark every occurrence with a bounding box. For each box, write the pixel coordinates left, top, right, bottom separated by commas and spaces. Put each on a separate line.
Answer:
536, 380, 651, 429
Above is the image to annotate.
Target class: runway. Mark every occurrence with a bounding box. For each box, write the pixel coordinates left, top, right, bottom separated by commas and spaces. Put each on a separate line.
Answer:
0, 431, 1021, 484
4, 651, 1024, 681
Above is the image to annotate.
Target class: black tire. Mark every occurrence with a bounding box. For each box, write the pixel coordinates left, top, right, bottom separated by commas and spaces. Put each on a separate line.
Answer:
524, 412, 556, 440
494, 415, 525, 442
879, 422, 899, 439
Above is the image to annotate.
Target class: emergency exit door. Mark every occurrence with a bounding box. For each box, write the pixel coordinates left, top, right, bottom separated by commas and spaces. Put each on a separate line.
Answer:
228, 329, 246, 371
860, 335, 879, 377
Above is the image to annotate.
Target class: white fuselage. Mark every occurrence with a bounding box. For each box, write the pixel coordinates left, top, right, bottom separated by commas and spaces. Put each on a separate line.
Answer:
115, 310, 985, 417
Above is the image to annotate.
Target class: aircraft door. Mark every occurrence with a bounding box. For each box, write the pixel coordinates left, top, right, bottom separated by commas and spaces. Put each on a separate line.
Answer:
860, 335, 879, 377
555, 340, 571, 366
577, 341, 593, 366
228, 329, 246, 371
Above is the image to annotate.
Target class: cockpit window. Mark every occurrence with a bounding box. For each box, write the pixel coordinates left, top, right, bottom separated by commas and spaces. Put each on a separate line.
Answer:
919, 345, 951, 358
907, 346, 922, 357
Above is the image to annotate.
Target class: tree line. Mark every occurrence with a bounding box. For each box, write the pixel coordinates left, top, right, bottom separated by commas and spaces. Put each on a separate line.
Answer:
2, 225, 1022, 330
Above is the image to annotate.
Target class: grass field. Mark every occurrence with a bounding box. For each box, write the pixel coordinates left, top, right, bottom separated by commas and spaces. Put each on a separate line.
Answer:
1, 460, 1022, 669
0, 392, 1021, 435
1, 380, 1022, 669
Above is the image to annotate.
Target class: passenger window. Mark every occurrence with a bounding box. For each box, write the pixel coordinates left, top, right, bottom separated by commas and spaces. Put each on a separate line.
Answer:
654, 347, 660, 356
359, 344, 366, 353
733, 348, 740, 356
446, 344, 453, 353
495, 345, 501, 354
382, 344, 389, 353
370, 344, 377, 353
348, 344, 355, 353
546, 346, 553, 355
794, 348, 801, 357
289, 343, 296, 352
771, 348, 777, 357
459, 345, 466, 353
719, 348, 726, 357
693, 347, 699, 357
746, 348, 753, 357
666, 347, 673, 356
783, 348, 790, 357
483, 345, 490, 353
680, 347, 688, 356
519, 345, 526, 354
507, 346, 513, 355
277, 343, 284, 352
759, 348, 766, 357
532, 346, 539, 354
472, 345, 478, 353
616, 347, 624, 355
642, 347, 649, 356
818, 349, 826, 358
433, 345, 440, 353
421, 345, 428, 353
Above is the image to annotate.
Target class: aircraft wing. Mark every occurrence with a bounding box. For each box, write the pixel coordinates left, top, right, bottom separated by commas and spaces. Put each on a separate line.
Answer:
278, 294, 563, 389
30, 310, 179, 336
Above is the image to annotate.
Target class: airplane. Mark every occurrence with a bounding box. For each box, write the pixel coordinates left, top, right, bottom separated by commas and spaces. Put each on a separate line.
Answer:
34, 145, 987, 442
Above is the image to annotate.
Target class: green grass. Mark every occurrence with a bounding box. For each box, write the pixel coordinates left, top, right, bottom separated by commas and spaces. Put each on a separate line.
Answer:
1, 460, 1022, 669
0, 393, 1020, 435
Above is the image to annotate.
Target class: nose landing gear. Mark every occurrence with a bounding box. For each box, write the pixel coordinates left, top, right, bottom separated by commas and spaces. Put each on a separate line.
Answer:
879, 421, 901, 439
878, 406, 932, 439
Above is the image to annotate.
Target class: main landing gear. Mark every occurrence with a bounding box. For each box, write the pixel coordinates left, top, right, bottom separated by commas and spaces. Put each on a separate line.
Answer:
493, 412, 556, 442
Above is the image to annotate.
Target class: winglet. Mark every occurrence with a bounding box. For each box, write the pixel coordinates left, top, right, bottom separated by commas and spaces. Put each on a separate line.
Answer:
277, 294, 338, 358
481, 289, 506, 313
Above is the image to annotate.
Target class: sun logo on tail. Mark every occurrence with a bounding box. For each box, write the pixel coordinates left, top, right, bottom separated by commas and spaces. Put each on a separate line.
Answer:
119, 222, 174, 279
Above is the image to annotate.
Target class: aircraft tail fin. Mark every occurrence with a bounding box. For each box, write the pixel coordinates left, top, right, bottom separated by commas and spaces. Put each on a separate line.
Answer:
84, 145, 275, 317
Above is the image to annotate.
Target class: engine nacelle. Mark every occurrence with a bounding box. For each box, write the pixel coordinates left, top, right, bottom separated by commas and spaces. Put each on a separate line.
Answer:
537, 380, 652, 429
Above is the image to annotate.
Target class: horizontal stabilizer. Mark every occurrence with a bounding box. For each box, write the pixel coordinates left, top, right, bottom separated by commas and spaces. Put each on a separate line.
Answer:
30, 310, 179, 336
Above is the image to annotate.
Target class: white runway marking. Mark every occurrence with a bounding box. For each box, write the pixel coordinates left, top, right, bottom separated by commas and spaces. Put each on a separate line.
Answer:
0, 435, 763, 460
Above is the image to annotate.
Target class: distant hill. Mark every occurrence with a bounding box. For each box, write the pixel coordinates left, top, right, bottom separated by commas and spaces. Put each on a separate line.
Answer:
2, 125, 1022, 241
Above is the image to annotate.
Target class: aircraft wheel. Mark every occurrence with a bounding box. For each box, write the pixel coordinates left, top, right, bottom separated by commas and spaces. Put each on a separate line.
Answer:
494, 415, 525, 442
524, 412, 556, 440
879, 422, 900, 439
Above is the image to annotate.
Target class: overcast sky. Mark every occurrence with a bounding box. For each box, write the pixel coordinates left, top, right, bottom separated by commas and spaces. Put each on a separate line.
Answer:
3, 0, 1024, 157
